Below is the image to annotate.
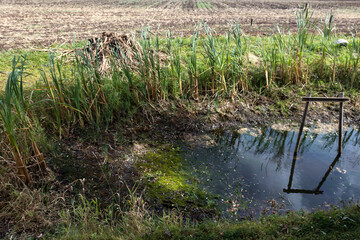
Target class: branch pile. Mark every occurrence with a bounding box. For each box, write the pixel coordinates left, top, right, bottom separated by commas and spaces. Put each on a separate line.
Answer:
85, 32, 138, 74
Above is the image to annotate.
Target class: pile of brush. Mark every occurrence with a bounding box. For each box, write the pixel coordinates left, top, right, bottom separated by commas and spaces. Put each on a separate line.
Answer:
85, 32, 138, 74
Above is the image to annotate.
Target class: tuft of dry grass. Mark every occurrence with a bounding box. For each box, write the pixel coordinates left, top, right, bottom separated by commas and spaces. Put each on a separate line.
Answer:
0, 153, 61, 238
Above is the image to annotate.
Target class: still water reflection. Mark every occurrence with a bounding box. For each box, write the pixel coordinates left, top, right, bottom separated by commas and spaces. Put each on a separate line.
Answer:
183, 127, 360, 216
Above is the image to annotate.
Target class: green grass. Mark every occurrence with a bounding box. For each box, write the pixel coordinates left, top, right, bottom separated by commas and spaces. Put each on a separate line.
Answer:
0, 41, 85, 90
141, 205, 360, 240
196, 2, 213, 9
0, 49, 49, 90
50, 202, 360, 240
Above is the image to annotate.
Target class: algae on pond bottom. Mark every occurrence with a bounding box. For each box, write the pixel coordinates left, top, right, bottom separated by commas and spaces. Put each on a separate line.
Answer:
136, 147, 217, 217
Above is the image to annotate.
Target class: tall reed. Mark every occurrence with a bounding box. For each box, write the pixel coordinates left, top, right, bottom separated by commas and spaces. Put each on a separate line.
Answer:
349, 36, 360, 87
202, 24, 231, 95
0, 55, 47, 183
167, 32, 184, 98
294, 3, 313, 84
187, 30, 200, 99
230, 23, 249, 93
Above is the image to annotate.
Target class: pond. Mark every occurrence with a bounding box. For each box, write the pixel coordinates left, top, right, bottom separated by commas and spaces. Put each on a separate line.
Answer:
183, 126, 360, 217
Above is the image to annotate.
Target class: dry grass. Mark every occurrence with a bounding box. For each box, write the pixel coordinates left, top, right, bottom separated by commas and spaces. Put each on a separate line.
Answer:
0, 130, 60, 237
0, 154, 61, 237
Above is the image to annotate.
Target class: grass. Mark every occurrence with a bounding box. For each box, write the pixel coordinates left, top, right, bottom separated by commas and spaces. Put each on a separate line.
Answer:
196, 2, 213, 9
0, 49, 49, 90
140, 205, 360, 240
0, 41, 86, 90
49, 200, 360, 240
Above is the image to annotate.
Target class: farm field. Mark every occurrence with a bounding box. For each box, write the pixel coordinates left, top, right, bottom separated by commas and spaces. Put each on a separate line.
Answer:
1, 0, 360, 50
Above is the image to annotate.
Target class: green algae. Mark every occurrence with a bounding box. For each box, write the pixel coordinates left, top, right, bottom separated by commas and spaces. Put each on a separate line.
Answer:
136, 147, 217, 216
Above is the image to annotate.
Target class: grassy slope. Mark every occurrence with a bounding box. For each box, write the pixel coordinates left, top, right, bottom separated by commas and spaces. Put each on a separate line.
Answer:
144, 207, 360, 240
53, 204, 360, 240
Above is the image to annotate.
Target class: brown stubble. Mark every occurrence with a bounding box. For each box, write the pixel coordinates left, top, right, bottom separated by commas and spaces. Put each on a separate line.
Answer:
0, 0, 360, 51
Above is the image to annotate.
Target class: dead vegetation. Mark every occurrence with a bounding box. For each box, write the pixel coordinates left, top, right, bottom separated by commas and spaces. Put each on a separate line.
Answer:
83, 31, 168, 75
85, 32, 137, 74
0, 156, 59, 238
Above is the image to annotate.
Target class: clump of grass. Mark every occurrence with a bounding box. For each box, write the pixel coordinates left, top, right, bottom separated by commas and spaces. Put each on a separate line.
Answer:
349, 36, 360, 87
140, 203, 360, 240
294, 3, 313, 84
202, 23, 231, 95
167, 31, 184, 98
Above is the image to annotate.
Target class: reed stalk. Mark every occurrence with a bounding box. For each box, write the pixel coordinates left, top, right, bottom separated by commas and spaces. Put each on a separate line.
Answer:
350, 37, 360, 87
231, 23, 249, 93
294, 3, 313, 84
187, 31, 199, 99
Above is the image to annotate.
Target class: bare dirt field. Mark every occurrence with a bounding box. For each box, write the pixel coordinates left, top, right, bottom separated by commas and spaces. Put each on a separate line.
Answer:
1, 0, 360, 50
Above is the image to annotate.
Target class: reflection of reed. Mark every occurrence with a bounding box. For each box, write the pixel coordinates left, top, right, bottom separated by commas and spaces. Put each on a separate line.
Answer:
318, 127, 360, 151
283, 153, 341, 195
215, 126, 359, 170
343, 128, 360, 147
216, 128, 299, 169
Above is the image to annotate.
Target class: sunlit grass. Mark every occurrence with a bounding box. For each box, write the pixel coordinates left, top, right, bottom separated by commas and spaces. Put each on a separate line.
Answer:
0, 50, 49, 90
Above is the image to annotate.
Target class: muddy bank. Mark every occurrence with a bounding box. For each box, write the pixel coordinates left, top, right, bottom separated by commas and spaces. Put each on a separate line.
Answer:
132, 89, 360, 134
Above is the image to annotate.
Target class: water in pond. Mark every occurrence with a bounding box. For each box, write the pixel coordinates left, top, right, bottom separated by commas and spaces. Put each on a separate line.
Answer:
183, 126, 360, 217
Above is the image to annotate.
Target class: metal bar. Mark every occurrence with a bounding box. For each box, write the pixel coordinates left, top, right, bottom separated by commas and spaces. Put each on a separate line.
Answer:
283, 189, 323, 195
295, 93, 311, 154
339, 92, 344, 154
302, 97, 349, 102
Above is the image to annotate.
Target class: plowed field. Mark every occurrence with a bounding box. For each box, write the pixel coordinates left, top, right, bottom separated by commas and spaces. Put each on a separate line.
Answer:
1, 0, 360, 50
